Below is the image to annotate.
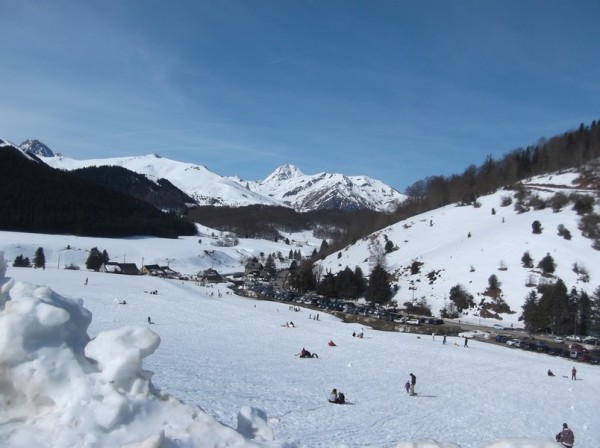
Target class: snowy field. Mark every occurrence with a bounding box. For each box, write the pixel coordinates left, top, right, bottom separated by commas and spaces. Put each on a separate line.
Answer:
2, 256, 597, 447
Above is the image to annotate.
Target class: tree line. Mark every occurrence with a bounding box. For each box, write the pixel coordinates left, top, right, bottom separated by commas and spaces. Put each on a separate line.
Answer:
401, 120, 600, 217
521, 281, 600, 337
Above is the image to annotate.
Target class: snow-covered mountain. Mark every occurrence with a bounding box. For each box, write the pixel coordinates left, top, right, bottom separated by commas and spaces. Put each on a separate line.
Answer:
245, 164, 405, 212
16, 139, 404, 212
41, 152, 284, 208
19, 139, 56, 157
1, 138, 45, 163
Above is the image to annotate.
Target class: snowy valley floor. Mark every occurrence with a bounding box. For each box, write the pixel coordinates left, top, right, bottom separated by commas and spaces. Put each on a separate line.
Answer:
4, 266, 599, 448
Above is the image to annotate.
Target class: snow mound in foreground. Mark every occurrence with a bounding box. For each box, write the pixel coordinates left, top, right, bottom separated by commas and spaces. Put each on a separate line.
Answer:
0, 272, 289, 447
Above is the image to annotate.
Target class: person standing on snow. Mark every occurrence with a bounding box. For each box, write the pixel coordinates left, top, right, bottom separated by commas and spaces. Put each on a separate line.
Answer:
555, 423, 575, 447
409, 373, 416, 396
571, 366, 577, 380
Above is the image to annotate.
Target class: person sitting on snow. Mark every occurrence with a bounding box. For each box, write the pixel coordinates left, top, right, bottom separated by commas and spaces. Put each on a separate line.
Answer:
328, 340, 336, 346
300, 348, 309, 357
329, 389, 338, 403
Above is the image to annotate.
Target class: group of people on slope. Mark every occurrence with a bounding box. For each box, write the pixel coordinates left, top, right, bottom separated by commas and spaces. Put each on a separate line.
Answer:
547, 366, 577, 380
328, 388, 345, 404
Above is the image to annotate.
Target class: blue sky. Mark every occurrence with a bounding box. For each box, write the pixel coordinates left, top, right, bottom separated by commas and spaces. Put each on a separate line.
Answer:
2, 0, 599, 192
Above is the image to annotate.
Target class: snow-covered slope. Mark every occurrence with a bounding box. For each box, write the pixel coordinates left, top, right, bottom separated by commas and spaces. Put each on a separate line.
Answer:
318, 169, 599, 327
2, 248, 598, 448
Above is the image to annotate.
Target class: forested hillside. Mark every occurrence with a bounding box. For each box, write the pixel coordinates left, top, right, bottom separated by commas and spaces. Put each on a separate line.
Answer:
0, 146, 196, 238
70, 165, 196, 213
400, 121, 600, 216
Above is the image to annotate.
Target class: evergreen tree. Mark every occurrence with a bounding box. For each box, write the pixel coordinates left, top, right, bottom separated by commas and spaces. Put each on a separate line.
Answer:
33, 247, 46, 269
365, 264, 391, 304
288, 259, 315, 293
102, 250, 110, 264
521, 251, 533, 268
354, 266, 366, 298
537, 279, 570, 334
448, 284, 474, 312
488, 274, 501, 290
86, 247, 105, 271
319, 239, 329, 255
521, 290, 539, 335
590, 285, 600, 334
317, 271, 337, 298
576, 289, 591, 336
384, 240, 395, 253
12, 254, 31, 267
264, 254, 277, 278
537, 253, 556, 275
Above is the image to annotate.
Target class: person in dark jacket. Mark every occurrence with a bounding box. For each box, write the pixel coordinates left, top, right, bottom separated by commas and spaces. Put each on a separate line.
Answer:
555, 422, 575, 447
409, 373, 416, 396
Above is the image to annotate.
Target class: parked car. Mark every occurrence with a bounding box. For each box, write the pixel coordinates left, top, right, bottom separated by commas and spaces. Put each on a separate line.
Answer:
492, 324, 505, 331
547, 347, 564, 356
583, 337, 599, 346
576, 352, 592, 363
565, 335, 582, 342
495, 335, 510, 343
427, 318, 444, 325
554, 336, 564, 344
506, 339, 520, 346
535, 341, 549, 352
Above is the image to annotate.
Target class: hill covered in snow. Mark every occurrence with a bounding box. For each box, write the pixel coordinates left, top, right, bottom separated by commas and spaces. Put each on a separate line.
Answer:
318, 169, 600, 328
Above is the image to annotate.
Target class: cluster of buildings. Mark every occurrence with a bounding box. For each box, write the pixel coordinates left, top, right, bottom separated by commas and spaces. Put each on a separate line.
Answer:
97, 257, 271, 285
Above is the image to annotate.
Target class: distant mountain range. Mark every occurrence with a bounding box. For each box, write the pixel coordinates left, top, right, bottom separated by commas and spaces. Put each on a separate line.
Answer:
17, 139, 405, 213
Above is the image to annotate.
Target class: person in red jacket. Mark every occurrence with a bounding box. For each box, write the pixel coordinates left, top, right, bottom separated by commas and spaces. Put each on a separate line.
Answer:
555, 423, 575, 447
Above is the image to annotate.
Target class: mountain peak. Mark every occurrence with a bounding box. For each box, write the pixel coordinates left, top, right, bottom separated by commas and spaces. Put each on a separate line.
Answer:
19, 139, 55, 157
264, 164, 304, 182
